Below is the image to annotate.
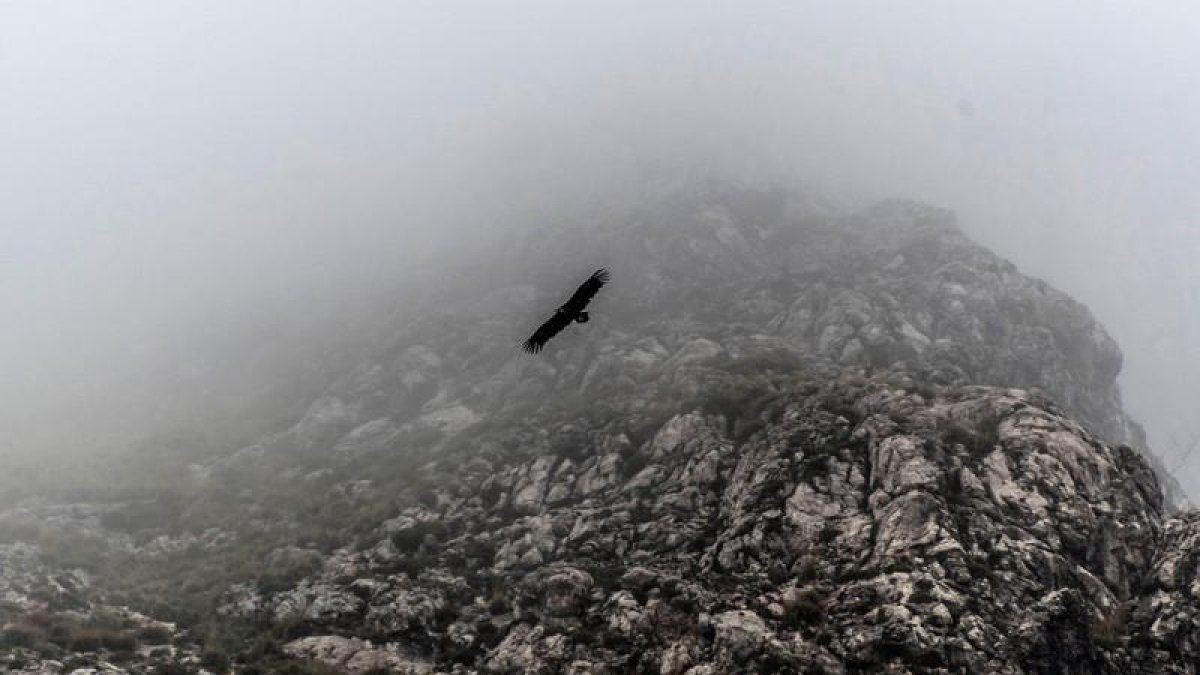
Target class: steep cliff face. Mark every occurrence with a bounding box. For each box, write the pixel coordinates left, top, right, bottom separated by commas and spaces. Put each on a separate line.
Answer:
1, 183, 1195, 674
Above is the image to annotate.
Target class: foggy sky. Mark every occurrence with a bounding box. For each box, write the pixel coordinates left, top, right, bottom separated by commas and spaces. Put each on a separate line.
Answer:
4, 2, 1200, 493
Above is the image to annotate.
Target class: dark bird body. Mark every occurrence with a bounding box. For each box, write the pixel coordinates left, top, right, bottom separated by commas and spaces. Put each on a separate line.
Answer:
522, 268, 610, 353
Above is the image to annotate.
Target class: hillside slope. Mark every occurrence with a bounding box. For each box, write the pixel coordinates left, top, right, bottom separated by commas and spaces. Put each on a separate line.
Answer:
1, 183, 1195, 674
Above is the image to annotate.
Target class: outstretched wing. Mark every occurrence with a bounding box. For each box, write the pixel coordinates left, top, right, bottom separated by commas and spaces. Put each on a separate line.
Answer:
522, 269, 610, 354
522, 311, 573, 353
561, 268, 610, 314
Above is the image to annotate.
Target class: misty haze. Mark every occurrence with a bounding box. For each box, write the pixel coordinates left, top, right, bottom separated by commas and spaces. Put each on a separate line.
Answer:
3, 2, 1200, 674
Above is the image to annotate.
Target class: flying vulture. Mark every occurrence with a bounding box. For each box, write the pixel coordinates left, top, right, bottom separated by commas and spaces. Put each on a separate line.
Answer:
522, 268, 610, 353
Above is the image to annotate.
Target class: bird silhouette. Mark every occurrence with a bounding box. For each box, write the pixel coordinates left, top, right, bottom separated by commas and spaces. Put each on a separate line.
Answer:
522, 268, 610, 353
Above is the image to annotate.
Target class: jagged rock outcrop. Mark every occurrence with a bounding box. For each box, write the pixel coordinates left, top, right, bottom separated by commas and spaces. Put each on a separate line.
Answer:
0, 542, 192, 675
244, 377, 1192, 674
283, 635, 433, 674
1131, 512, 1200, 669
4, 182, 1197, 674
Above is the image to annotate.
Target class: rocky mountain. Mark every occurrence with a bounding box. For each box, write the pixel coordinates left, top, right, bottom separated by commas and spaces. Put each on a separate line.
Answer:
1, 182, 1197, 674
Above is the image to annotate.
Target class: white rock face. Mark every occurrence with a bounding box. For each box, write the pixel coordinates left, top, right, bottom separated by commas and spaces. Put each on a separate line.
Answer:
284, 635, 434, 674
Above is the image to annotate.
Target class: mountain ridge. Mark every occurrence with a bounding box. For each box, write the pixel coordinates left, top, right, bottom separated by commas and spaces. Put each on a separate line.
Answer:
1, 182, 1196, 674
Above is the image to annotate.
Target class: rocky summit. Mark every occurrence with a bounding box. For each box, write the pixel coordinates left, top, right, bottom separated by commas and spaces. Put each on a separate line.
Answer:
1, 183, 1198, 674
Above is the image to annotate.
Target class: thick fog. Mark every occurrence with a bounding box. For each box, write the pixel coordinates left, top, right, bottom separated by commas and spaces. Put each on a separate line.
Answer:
4, 2, 1200, 493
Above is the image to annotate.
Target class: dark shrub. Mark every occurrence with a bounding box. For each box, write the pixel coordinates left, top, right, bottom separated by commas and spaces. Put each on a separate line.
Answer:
1091, 606, 1129, 650
138, 625, 173, 644
101, 631, 138, 652
783, 588, 825, 628
69, 628, 103, 652
1, 623, 46, 649
201, 648, 232, 670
